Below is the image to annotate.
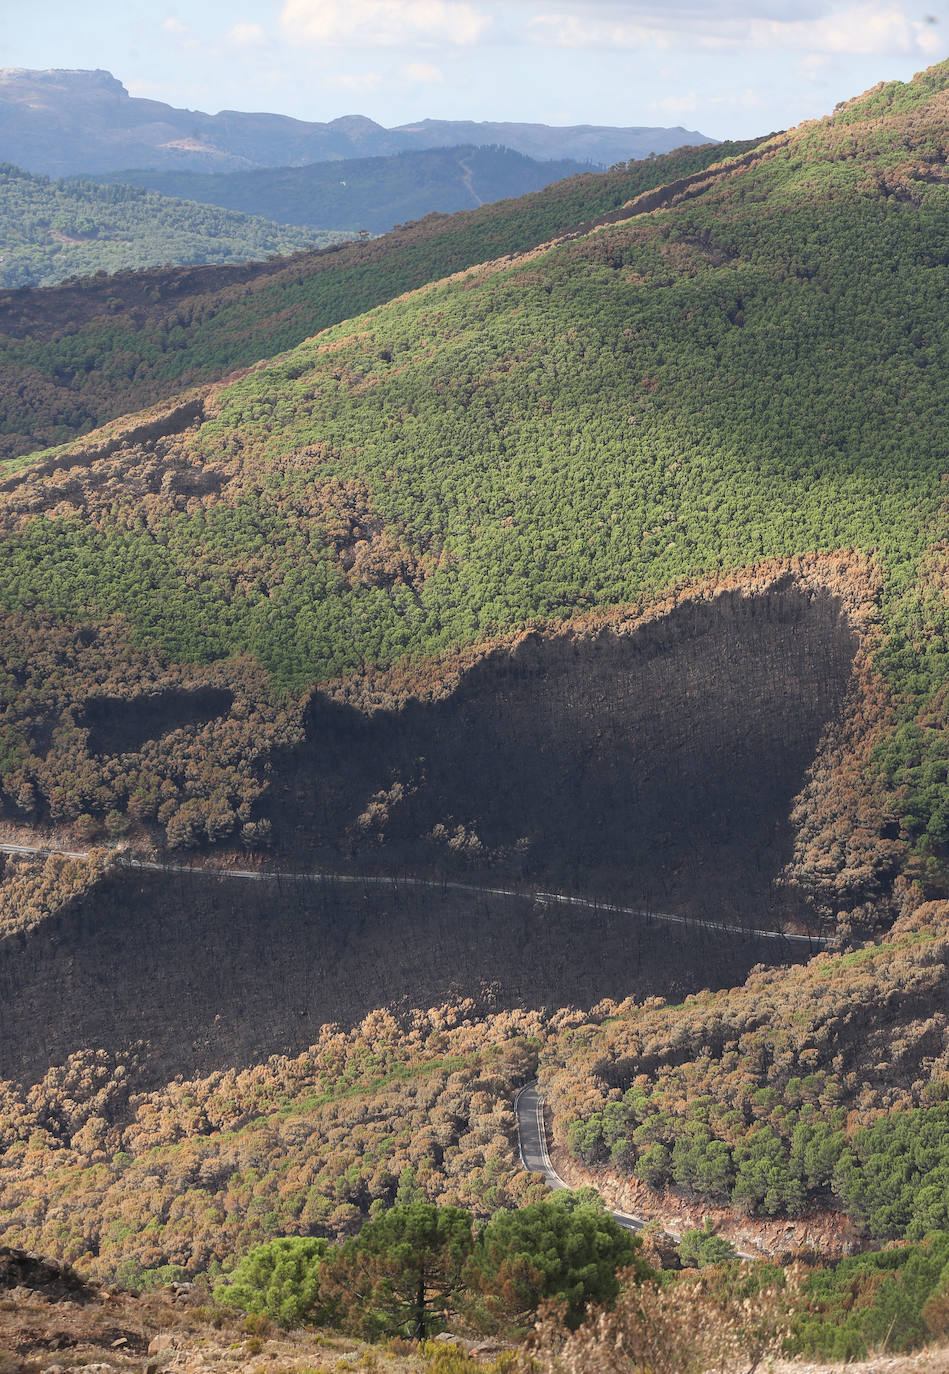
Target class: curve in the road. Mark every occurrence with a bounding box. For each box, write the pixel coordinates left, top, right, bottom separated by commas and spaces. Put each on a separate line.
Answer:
0, 841, 830, 950
515, 1081, 763, 1258
515, 1081, 646, 1233
0, 833, 781, 1260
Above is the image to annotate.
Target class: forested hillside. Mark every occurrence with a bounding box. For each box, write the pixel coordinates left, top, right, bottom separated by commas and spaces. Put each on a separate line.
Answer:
0, 143, 598, 290
547, 896, 949, 1239
0, 64, 946, 890
4, 65, 949, 1353
0, 163, 339, 288
103, 145, 597, 237
0, 137, 761, 458
3, 896, 949, 1275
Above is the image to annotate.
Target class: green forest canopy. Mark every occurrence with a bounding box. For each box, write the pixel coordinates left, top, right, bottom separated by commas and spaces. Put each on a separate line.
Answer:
99, 144, 600, 236
0, 62, 948, 857
0, 163, 338, 289
0, 137, 760, 457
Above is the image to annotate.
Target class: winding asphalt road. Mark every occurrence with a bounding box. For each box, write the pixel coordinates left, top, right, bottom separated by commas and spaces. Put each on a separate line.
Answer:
515, 1082, 765, 1258
515, 1081, 646, 1232
0, 841, 830, 949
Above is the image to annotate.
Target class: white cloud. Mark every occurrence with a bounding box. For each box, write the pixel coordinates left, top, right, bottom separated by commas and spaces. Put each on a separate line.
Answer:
710, 87, 762, 108
649, 91, 698, 113
527, 11, 671, 48
325, 71, 385, 91
160, 16, 200, 52
649, 85, 760, 115
403, 60, 446, 82
749, 4, 946, 56
280, 0, 491, 47
226, 22, 267, 47
521, 1, 946, 56
509, 0, 904, 22
797, 52, 830, 80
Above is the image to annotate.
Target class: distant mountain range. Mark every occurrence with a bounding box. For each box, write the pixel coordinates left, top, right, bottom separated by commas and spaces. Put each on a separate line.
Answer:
98, 145, 600, 236
0, 143, 604, 287
0, 68, 714, 177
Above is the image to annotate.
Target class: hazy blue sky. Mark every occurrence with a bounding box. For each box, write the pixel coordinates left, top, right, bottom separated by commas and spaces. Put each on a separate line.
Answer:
5, 1, 946, 139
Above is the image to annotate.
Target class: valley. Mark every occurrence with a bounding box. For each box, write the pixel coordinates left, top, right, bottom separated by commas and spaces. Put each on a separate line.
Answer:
0, 134, 760, 460
2, 54, 949, 1368
0, 144, 603, 290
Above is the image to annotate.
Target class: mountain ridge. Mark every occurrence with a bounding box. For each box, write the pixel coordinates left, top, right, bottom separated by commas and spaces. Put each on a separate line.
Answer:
94, 144, 599, 238
0, 67, 714, 176
0, 135, 762, 459
0, 53, 941, 891
2, 62, 949, 1343
0, 144, 601, 288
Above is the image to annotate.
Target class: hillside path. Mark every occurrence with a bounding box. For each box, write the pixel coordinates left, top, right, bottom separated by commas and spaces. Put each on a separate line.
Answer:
458, 155, 485, 205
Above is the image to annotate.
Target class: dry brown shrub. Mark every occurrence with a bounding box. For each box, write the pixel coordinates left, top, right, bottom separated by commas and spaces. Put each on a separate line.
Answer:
525, 1269, 798, 1374
923, 1278, 949, 1341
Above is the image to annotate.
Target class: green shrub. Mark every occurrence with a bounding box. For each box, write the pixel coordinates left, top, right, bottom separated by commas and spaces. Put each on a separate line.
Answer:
465, 1190, 653, 1331
789, 1233, 949, 1360
214, 1236, 330, 1328
678, 1220, 737, 1269
322, 1202, 475, 1341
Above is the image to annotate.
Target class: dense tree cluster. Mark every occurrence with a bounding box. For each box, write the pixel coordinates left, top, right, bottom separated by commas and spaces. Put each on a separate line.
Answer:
0, 851, 108, 936
214, 1195, 648, 1339
186, 1218, 949, 1364
0, 1002, 558, 1278
0, 137, 758, 460
0, 608, 300, 849
3, 894, 949, 1286
528, 1239, 949, 1368
0, 65, 946, 864
0, 163, 332, 289
790, 1232, 949, 1361
546, 898, 949, 1231
107, 145, 599, 238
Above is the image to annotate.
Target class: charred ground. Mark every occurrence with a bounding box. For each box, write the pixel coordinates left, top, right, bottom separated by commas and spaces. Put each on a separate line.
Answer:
272, 579, 860, 918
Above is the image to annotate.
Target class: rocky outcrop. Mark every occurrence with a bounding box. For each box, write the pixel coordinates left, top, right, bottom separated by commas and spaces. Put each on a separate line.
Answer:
0, 1247, 95, 1302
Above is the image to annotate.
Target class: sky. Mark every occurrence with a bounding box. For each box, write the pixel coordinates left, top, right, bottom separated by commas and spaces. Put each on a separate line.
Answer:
3, 0, 947, 140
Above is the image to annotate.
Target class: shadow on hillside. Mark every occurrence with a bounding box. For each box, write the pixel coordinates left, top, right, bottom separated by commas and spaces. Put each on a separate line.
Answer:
270, 580, 858, 924
0, 867, 811, 1088
0, 580, 856, 1086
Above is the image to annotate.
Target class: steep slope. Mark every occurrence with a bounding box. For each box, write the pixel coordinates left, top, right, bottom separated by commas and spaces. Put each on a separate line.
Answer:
3, 63, 949, 1296
0, 137, 760, 460
541, 895, 949, 1245
0, 64, 947, 898
0, 863, 801, 1089
0, 163, 341, 289
2, 901, 949, 1276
